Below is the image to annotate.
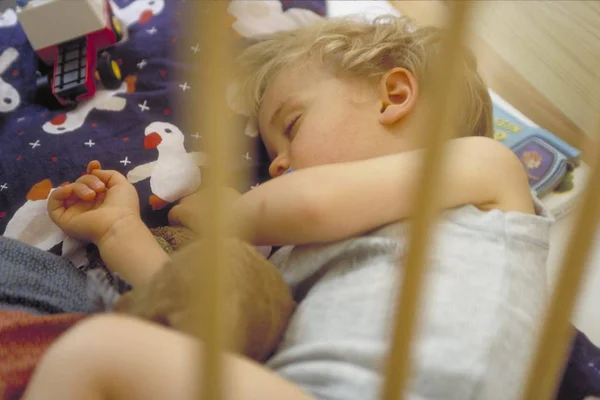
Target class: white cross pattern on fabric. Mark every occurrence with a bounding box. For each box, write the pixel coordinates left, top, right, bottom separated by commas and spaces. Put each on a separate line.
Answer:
138, 101, 150, 112
191, 44, 200, 53
120, 157, 131, 166
84, 140, 95, 147
179, 82, 191, 91
29, 140, 41, 149
137, 59, 148, 70
146, 26, 158, 35
243, 152, 251, 161
191, 132, 202, 139
0, 183, 8, 191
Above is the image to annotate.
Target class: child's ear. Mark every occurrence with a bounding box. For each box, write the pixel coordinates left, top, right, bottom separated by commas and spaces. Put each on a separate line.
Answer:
378, 67, 419, 126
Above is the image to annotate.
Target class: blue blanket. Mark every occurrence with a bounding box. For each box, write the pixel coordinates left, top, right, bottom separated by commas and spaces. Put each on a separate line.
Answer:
0, 1, 186, 257
1, 0, 319, 265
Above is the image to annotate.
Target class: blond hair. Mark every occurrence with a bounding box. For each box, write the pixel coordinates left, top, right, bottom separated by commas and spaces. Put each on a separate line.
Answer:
235, 15, 493, 138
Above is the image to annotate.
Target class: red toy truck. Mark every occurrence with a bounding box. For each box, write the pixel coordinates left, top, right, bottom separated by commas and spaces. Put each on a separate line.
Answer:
16, 0, 126, 107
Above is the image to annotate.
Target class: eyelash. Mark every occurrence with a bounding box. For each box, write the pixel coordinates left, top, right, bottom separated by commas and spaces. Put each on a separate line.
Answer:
284, 115, 301, 138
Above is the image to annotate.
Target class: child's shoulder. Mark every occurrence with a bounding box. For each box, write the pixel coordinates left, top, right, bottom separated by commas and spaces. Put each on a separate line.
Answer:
452, 136, 516, 160
449, 136, 535, 215
452, 136, 527, 184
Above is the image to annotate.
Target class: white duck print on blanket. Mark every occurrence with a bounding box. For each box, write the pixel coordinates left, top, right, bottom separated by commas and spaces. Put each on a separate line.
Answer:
228, 0, 322, 38
226, 0, 323, 138
129, 122, 203, 210
3, 179, 87, 268
0, 47, 20, 113
110, 0, 165, 27
0, 8, 17, 28
42, 76, 135, 134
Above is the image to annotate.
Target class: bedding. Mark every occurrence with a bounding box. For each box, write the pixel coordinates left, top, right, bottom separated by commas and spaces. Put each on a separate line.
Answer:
1, 1, 598, 398
0, 310, 86, 400
0, 225, 194, 400
0, 0, 325, 271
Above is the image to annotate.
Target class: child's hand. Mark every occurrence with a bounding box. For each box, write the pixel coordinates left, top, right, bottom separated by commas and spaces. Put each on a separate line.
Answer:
168, 187, 240, 235
48, 161, 140, 245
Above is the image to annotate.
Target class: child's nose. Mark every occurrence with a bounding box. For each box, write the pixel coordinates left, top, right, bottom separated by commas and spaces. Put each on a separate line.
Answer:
268, 156, 290, 178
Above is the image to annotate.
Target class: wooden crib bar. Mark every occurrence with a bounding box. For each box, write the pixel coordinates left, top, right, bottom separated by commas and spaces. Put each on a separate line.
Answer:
190, 2, 238, 399
521, 134, 600, 399
380, 2, 472, 399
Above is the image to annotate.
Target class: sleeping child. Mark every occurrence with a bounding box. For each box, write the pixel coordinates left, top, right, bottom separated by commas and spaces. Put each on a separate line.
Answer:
23, 15, 553, 400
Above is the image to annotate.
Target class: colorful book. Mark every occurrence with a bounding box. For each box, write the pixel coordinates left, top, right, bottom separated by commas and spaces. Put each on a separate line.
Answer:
540, 161, 589, 220
490, 91, 587, 219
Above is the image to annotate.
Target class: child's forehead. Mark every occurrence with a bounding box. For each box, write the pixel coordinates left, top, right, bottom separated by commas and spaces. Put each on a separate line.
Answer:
267, 62, 331, 98
261, 65, 375, 118
261, 70, 309, 112
275, 63, 319, 87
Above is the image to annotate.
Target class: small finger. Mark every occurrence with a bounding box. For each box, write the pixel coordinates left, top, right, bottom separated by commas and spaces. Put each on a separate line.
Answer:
90, 169, 128, 188
71, 182, 97, 201
47, 185, 73, 212
64, 197, 79, 208
168, 205, 182, 226
76, 174, 106, 192
86, 160, 102, 174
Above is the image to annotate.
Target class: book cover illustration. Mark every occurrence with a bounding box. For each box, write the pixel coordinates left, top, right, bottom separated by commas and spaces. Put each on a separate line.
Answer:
492, 104, 581, 198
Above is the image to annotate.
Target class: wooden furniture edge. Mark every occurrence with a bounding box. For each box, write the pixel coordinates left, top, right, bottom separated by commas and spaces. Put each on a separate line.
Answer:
388, 0, 595, 162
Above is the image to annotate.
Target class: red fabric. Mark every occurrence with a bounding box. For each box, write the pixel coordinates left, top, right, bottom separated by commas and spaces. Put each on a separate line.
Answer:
0, 311, 86, 400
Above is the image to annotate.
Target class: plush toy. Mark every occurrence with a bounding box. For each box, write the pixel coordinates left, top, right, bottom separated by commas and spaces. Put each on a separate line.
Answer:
112, 233, 296, 362
84, 225, 295, 363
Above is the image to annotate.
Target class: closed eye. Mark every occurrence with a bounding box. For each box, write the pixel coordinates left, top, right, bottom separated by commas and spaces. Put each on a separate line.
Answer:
284, 115, 301, 138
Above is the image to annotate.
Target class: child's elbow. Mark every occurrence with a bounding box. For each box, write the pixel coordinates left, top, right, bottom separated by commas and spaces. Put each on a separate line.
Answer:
468, 137, 533, 211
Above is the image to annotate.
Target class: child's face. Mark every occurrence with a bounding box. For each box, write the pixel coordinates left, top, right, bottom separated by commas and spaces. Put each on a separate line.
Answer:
258, 63, 408, 177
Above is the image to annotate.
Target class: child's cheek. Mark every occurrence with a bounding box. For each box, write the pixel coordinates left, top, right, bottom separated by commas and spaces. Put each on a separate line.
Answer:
290, 135, 338, 169
289, 134, 321, 169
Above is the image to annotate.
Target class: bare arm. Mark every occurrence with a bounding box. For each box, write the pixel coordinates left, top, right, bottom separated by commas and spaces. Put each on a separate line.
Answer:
235, 137, 533, 246
97, 216, 169, 287
24, 315, 315, 400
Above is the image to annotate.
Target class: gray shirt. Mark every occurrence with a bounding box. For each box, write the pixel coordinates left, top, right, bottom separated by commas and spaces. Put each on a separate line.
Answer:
267, 199, 553, 400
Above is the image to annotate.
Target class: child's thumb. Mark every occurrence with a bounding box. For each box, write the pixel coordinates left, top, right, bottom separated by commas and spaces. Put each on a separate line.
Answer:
167, 205, 183, 226
47, 185, 73, 217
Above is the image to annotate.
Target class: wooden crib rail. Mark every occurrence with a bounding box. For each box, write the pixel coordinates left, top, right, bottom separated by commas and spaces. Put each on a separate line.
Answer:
521, 132, 600, 399
188, 2, 239, 400
380, 2, 472, 399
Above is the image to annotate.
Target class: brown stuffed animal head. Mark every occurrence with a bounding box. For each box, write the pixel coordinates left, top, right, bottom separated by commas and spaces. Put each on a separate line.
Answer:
113, 239, 295, 363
